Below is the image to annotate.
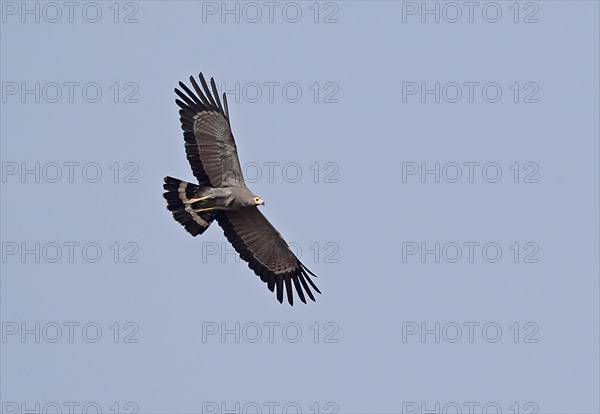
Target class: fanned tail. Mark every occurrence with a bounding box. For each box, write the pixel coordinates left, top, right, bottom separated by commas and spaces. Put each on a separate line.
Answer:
163, 176, 215, 236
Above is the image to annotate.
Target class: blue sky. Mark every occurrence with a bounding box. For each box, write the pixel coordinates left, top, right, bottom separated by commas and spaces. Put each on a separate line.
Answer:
1, 1, 599, 413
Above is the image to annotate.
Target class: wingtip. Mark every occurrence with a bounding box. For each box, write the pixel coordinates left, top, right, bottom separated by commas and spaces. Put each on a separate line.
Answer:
299, 260, 318, 277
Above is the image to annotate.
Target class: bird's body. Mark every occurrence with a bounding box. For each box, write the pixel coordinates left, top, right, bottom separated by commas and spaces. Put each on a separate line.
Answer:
165, 178, 262, 214
163, 73, 320, 305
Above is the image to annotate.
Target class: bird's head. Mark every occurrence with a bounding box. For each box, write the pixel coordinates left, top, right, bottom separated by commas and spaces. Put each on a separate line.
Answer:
253, 196, 265, 206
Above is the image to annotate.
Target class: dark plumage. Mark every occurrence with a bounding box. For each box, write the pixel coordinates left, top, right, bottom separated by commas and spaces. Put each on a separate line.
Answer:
163, 73, 321, 305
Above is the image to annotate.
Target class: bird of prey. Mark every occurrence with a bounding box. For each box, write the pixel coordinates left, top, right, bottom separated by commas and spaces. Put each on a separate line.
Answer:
163, 73, 321, 305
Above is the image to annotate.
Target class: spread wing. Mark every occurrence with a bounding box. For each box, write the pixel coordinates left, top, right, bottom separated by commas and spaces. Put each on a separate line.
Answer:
216, 208, 321, 305
175, 73, 244, 187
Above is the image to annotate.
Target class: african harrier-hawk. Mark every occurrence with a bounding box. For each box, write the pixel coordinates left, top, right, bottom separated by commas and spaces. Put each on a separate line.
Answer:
163, 73, 320, 305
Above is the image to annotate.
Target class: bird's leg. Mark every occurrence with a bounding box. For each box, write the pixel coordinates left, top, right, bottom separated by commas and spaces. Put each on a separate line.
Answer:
187, 195, 211, 203
187, 193, 221, 213
186, 187, 230, 213
192, 207, 218, 213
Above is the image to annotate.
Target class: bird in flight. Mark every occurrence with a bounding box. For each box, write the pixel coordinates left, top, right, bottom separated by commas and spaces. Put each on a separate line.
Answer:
163, 73, 321, 305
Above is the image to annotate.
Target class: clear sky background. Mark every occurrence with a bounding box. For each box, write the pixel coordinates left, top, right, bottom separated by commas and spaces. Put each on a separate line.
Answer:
1, 1, 598, 413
